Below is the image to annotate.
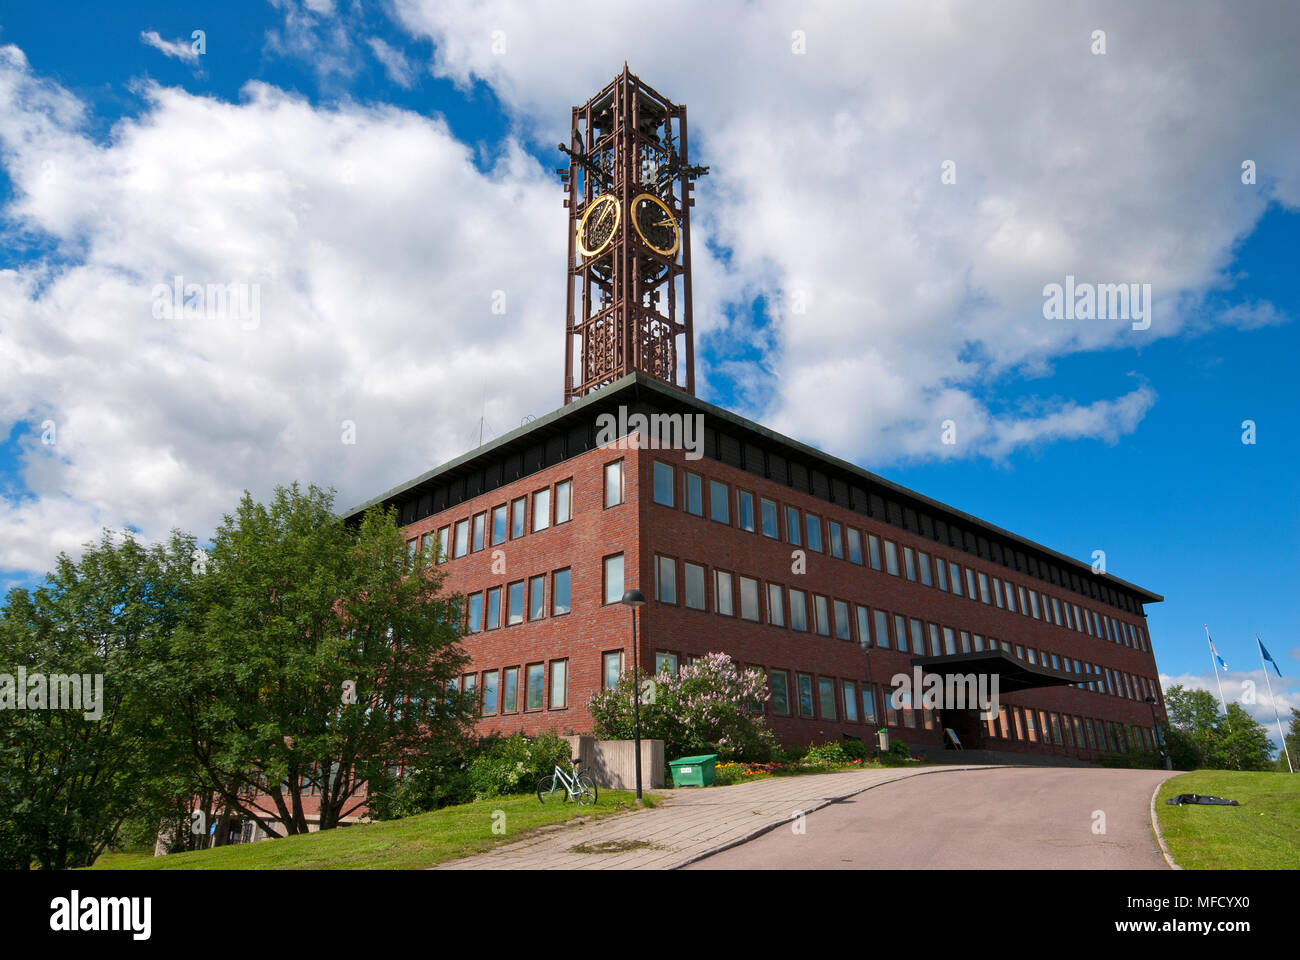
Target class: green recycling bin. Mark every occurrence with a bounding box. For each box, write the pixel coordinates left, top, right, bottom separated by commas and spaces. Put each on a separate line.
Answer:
669, 754, 718, 787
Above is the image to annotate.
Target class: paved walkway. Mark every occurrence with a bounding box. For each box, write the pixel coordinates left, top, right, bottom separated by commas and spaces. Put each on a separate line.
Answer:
435, 764, 990, 870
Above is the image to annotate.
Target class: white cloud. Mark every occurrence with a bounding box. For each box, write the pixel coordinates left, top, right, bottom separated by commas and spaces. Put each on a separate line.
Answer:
1160, 671, 1299, 745
139, 30, 200, 65
366, 37, 416, 88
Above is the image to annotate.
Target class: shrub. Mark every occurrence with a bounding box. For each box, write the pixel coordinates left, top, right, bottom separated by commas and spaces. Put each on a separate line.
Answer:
839, 739, 871, 762
804, 741, 848, 765
711, 763, 747, 786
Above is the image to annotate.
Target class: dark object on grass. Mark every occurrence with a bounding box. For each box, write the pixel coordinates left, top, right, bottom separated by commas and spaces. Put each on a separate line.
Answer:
1165, 793, 1239, 806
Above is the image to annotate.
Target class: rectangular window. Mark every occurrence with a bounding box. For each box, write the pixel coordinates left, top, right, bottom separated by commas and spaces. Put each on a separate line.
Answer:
1005, 582, 1017, 613
767, 583, 785, 626
604, 460, 624, 508
472, 512, 485, 552
928, 623, 942, 656
552, 568, 571, 615
655, 652, 679, 675
862, 684, 878, 724
684, 562, 706, 610
507, 580, 525, 625
491, 504, 507, 546
656, 555, 677, 604
500, 668, 518, 714
1018, 586, 1028, 616
910, 618, 925, 656
943, 626, 957, 655
1052, 597, 1062, 625
813, 594, 831, 635
467, 592, 483, 634
973, 634, 984, 651
919, 552, 932, 586
868, 534, 882, 570
992, 577, 1004, 608
511, 498, 526, 539
818, 678, 837, 719
485, 586, 500, 630
847, 527, 863, 564
653, 461, 675, 507
738, 490, 755, 532
740, 576, 760, 621
965, 568, 977, 599
714, 570, 734, 616
904, 546, 916, 581
550, 660, 568, 709
602, 651, 624, 689
873, 610, 891, 649
827, 521, 843, 558
760, 497, 779, 538
529, 574, 546, 620
463, 674, 477, 713
709, 480, 730, 524
844, 680, 859, 722
936, 558, 948, 591
686, 472, 703, 516
978, 572, 990, 604
437, 526, 450, 563
806, 513, 823, 552
1029, 591, 1040, 619
482, 670, 499, 715
894, 614, 909, 653
454, 519, 469, 558
771, 671, 791, 715
960, 631, 971, 653
555, 479, 572, 523
834, 600, 851, 641
949, 562, 963, 596
789, 589, 808, 631
786, 506, 802, 546
797, 674, 815, 718
532, 489, 550, 531
884, 540, 900, 576
856, 605, 871, 645
406, 538, 418, 568
603, 554, 624, 605
525, 663, 544, 711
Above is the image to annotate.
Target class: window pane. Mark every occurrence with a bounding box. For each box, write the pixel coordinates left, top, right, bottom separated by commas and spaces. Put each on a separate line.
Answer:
761, 498, 778, 538
502, 668, 517, 713
847, 527, 863, 564
862, 684, 878, 724
910, 619, 925, 655
472, 513, 485, 552
486, 587, 500, 629
806, 514, 823, 552
885, 540, 899, 576
507, 581, 525, 625
818, 678, 837, 719
895, 614, 909, 653
834, 600, 850, 640
978, 572, 990, 603
949, 562, 963, 596
533, 489, 550, 531
653, 461, 674, 507
709, 480, 729, 524
492, 505, 507, 545
868, 534, 881, 570
797, 674, 815, 717
512, 498, 526, 538
828, 521, 843, 559
684, 563, 706, 610
844, 681, 859, 722
529, 575, 546, 620
605, 461, 624, 507
657, 556, 677, 604
738, 491, 755, 532
556, 480, 572, 523
526, 664, 544, 710
767, 583, 785, 626
786, 506, 801, 546
603, 652, 622, 689
715, 570, 734, 615
482, 671, 499, 715
467, 593, 482, 633
814, 594, 830, 635
771, 671, 790, 714
553, 569, 571, 615
454, 519, 469, 558
856, 605, 870, 645
604, 554, 624, 605
550, 661, 567, 708
873, 610, 891, 649
789, 589, 808, 631
740, 576, 760, 621
936, 558, 948, 591
943, 627, 956, 655
438, 527, 449, 563
686, 473, 703, 515
904, 547, 916, 581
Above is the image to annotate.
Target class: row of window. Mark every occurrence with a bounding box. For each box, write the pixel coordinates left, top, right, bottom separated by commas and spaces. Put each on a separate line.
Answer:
650, 556, 1158, 702
650, 460, 1148, 652
464, 568, 572, 632
452, 660, 570, 716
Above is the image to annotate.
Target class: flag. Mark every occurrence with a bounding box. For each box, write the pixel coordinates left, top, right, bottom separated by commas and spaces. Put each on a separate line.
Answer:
1208, 637, 1227, 671
1258, 637, 1283, 677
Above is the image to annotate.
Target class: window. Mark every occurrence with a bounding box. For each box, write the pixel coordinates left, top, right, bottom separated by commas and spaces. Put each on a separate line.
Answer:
943, 626, 957, 655
847, 527, 863, 564
482, 670, 499, 715
533, 489, 550, 531
806, 514, 823, 552
910, 619, 925, 656
828, 521, 843, 559
1018, 586, 1028, 616
485, 587, 500, 630
818, 678, 837, 719
686, 472, 703, 516
507, 580, 525, 625
526, 664, 545, 711
491, 504, 507, 545
656, 556, 677, 604
406, 538, 418, 568
936, 558, 948, 591
873, 610, 891, 649
684, 563, 706, 610
553, 568, 571, 615
960, 631, 971, 653
856, 605, 871, 645
834, 600, 851, 641
709, 480, 729, 524
761, 498, 779, 538
529, 574, 546, 620
1005, 581, 1017, 613
813, 594, 830, 635
555, 480, 572, 523
737, 490, 755, 532
797, 673, 815, 717
604, 461, 624, 508
862, 684, 878, 724
501, 667, 518, 713
472, 512, 486, 552
463, 674, 477, 712
894, 614, 909, 652
928, 623, 942, 656
949, 562, 963, 596
885, 540, 899, 576
437, 526, 450, 563
919, 552, 932, 586
653, 461, 675, 507
511, 498, 526, 539
550, 660, 568, 708
904, 546, 916, 581
973, 633, 984, 651
602, 651, 624, 689
771, 671, 791, 715
1029, 591, 1040, 619
656, 651, 679, 675
868, 534, 881, 570
454, 519, 469, 558
714, 570, 734, 615
965, 568, 977, 599
978, 572, 990, 604
767, 584, 785, 626
1052, 597, 1062, 625
786, 506, 801, 546
467, 592, 483, 634
992, 577, 1004, 608
740, 576, 760, 621
789, 589, 808, 631
603, 554, 624, 605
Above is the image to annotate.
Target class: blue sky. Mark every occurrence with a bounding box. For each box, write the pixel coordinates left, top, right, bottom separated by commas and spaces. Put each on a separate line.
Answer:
1, 1, 1297, 748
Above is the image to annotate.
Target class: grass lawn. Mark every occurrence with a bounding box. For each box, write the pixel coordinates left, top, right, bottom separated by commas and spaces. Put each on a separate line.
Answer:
86, 790, 655, 870
1154, 771, 1300, 870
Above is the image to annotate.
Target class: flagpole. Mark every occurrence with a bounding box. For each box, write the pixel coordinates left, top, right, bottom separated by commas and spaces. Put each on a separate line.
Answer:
1205, 624, 1227, 714
1258, 634, 1293, 774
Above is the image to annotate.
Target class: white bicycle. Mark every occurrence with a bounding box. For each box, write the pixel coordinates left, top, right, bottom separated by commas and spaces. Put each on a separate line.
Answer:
537, 757, 598, 806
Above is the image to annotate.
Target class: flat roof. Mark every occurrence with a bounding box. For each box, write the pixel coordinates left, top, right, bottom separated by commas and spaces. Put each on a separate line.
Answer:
342, 372, 1162, 604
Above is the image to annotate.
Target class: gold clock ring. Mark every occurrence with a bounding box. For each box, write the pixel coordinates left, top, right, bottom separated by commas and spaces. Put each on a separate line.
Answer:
576, 194, 620, 258
631, 192, 680, 257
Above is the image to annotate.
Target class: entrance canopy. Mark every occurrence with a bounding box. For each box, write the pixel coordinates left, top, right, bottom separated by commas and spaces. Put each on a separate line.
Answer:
909, 649, 1079, 695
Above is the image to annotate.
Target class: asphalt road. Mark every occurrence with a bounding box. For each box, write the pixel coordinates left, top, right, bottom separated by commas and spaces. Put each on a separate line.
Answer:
686, 766, 1178, 870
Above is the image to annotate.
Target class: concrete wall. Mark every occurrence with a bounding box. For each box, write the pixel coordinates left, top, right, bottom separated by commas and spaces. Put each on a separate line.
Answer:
566, 735, 664, 789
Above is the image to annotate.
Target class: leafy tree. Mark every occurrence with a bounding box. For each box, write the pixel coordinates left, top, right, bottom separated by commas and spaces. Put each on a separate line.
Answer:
1207, 702, 1273, 771
1276, 709, 1299, 773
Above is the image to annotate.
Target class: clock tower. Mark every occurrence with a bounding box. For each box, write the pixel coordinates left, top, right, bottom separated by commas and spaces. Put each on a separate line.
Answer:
560, 65, 707, 404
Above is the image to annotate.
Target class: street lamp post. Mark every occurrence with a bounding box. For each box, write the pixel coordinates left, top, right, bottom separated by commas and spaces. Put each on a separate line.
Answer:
1145, 695, 1172, 770
860, 637, 878, 763
621, 588, 646, 804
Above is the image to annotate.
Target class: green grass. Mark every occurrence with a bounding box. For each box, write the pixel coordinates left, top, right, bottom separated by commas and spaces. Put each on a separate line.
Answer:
86, 790, 655, 870
1154, 771, 1300, 870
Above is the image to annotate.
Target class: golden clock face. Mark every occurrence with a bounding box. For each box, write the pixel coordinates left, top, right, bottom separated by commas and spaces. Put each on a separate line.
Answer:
631, 193, 680, 257
577, 194, 620, 258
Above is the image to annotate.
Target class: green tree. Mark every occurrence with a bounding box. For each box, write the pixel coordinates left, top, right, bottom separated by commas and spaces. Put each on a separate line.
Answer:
1276, 709, 1299, 773
1207, 702, 1273, 771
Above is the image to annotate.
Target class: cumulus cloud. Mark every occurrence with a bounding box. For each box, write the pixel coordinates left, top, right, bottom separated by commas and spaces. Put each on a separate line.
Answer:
1160, 671, 1299, 747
